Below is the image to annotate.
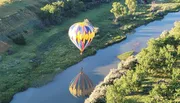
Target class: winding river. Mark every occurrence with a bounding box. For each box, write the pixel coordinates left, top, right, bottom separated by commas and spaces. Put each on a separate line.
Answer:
11, 11, 180, 103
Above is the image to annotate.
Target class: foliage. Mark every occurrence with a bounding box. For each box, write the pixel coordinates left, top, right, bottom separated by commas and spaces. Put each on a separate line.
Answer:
106, 71, 133, 103
110, 2, 127, 22
40, 0, 85, 25
41, 4, 57, 14
137, 37, 178, 74
106, 69, 146, 103
106, 21, 180, 103
7, 34, 26, 45
125, 0, 137, 14
0, 0, 12, 6
144, 68, 180, 103
41, 1, 64, 14
145, 82, 170, 103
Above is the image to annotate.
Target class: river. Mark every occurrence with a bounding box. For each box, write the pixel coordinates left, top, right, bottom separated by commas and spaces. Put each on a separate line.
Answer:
11, 11, 180, 103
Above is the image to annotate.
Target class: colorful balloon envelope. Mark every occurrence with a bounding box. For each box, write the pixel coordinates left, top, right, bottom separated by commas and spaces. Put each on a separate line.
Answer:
68, 22, 95, 55
69, 68, 94, 97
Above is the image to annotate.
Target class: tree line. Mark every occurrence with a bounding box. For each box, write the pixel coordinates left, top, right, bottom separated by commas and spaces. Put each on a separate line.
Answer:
40, 0, 109, 26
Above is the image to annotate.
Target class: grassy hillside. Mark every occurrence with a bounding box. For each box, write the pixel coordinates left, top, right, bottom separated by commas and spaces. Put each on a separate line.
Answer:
105, 21, 180, 103
0, 0, 50, 42
0, 0, 48, 18
0, 1, 180, 103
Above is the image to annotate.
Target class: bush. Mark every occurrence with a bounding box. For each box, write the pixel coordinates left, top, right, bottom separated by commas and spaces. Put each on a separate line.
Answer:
7, 34, 26, 45
106, 70, 144, 103
40, 0, 86, 25
76, 1, 86, 11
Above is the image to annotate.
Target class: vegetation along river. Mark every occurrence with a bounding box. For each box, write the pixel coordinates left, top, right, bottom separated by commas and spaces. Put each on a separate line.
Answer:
11, 11, 180, 103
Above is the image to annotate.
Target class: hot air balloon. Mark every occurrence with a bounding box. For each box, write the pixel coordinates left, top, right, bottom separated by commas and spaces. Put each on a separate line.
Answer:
68, 20, 96, 55
69, 68, 94, 97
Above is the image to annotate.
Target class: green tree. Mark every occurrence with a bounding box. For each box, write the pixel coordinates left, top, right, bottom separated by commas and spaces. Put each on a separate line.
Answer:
41, 4, 57, 14
41, 1, 64, 14
106, 70, 144, 103
125, 0, 137, 14
106, 85, 126, 103
106, 21, 180, 103
137, 37, 178, 74
144, 82, 171, 103
110, 2, 127, 23
52, 1, 64, 7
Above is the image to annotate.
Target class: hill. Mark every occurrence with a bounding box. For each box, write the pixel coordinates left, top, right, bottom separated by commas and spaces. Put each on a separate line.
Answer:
0, 0, 49, 41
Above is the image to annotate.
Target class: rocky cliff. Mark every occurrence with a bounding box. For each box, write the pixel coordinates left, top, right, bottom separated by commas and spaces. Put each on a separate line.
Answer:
85, 56, 137, 103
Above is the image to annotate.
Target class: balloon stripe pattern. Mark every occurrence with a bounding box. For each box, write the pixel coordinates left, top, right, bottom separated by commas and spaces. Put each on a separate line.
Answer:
69, 70, 94, 97
68, 22, 95, 54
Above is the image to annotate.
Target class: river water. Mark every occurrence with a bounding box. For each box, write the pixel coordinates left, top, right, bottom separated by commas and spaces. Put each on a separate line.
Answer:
11, 11, 180, 103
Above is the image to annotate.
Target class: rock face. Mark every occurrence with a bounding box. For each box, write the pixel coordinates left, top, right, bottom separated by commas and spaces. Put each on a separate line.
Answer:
85, 56, 137, 103
160, 30, 169, 38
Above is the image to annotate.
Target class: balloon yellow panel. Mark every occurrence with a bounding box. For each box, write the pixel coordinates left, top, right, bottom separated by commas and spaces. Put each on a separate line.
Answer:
68, 22, 95, 55
69, 69, 94, 97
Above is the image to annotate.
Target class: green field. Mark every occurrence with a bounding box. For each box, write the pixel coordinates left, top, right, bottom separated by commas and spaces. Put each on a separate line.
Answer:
117, 51, 134, 60
0, 0, 49, 18
0, 2, 180, 103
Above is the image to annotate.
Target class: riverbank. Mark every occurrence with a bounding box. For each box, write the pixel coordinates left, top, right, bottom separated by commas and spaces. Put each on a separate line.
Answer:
84, 56, 138, 103
85, 21, 180, 103
1, 2, 180, 103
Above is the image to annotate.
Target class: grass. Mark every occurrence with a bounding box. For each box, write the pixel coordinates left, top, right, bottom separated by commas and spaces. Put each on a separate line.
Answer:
0, 0, 48, 18
0, 2, 180, 103
117, 51, 134, 60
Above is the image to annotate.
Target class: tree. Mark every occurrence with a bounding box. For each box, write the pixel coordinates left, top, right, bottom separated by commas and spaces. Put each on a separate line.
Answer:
105, 21, 180, 103
52, 1, 64, 7
41, 1, 64, 14
106, 85, 126, 103
144, 82, 170, 103
106, 70, 144, 103
110, 2, 127, 23
125, 0, 137, 14
41, 4, 57, 14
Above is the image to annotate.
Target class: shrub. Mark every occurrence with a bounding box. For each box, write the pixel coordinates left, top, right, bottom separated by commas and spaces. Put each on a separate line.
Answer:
7, 34, 26, 45
40, 0, 86, 25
